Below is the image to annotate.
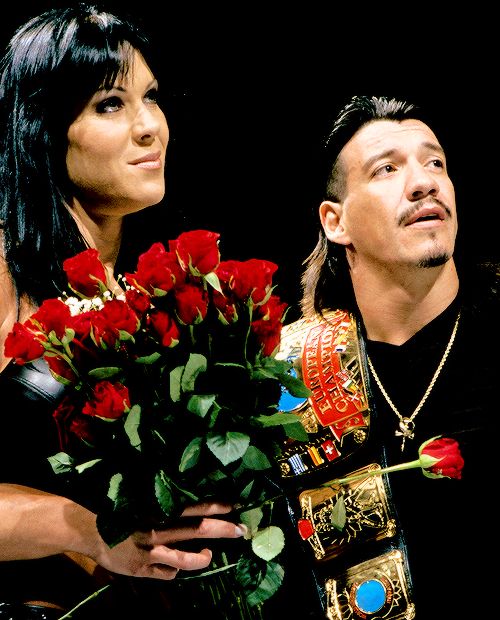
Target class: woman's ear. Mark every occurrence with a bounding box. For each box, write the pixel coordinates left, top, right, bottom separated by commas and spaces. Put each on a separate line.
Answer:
319, 200, 351, 246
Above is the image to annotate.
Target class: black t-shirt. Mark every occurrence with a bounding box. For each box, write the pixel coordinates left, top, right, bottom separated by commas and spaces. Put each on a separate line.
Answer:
364, 294, 497, 619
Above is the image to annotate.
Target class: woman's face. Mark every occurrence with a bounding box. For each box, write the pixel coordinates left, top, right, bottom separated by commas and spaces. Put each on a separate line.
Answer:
66, 50, 169, 217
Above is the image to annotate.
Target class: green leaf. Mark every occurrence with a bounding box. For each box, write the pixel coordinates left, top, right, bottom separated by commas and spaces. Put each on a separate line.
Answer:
181, 353, 207, 392
207, 431, 250, 466
330, 495, 347, 531
256, 412, 303, 427
239, 479, 254, 500
88, 366, 121, 379
278, 372, 312, 398
107, 472, 123, 502
47, 451, 75, 474
239, 507, 263, 536
283, 421, 309, 441
260, 357, 312, 397
260, 357, 293, 375
251, 525, 285, 561
153, 287, 168, 297
179, 437, 203, 472
154, 470, 175, 516
118, 330, 135, 343
75, 458, 102, 474
124, 404, 141, 451
246, 560, 284, 607
242, 445, 271, 470
204, 271, 222, 294
134, 352, 162, 364
170, 365, 183, 402
187, 393, 216, 417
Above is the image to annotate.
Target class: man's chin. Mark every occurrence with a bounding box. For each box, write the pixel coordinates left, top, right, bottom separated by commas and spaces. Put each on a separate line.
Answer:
417, 252, 452, 269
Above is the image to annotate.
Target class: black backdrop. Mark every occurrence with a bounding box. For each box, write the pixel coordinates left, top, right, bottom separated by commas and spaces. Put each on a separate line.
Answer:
2, 1, 497, 318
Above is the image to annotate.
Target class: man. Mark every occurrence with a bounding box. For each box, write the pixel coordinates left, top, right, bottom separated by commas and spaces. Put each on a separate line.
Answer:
276, 96, 498, 619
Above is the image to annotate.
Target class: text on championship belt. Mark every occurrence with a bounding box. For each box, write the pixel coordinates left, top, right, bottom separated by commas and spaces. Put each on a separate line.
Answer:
303, 311, 367, 441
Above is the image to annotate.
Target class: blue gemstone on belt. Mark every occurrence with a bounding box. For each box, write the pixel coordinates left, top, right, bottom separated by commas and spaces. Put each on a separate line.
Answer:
355, 579, 386, 614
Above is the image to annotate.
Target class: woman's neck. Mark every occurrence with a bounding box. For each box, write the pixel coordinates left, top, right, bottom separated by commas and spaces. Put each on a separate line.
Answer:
68, 201, 123, 290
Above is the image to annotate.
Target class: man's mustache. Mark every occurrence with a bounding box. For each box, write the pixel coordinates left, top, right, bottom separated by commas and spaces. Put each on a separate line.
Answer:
397, 197, 452, 226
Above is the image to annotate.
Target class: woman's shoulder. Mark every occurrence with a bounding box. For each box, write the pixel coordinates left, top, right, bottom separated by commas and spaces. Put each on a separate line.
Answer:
0, 254, 18, 372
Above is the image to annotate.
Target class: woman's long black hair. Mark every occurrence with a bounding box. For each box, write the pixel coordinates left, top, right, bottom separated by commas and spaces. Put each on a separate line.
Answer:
0, 2, 162, 305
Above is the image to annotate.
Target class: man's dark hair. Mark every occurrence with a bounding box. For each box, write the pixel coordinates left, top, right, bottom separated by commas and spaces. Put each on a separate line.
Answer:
301, 95, 431, 318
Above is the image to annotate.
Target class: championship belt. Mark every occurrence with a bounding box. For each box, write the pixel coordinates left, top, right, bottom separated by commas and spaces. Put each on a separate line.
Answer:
277, 311, 415, 619
277, 310, 370, 478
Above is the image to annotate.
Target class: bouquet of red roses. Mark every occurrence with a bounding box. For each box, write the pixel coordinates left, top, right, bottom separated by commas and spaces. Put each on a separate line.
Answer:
5, 230, 310, 613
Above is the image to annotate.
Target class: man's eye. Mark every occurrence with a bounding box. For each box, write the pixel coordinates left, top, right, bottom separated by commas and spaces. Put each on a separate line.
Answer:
430, 159, 444, 169
96, 96, 123, 113
374, 164, 395, 177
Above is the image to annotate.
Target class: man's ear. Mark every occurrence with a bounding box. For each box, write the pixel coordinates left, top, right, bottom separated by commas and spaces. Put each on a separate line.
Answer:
319, 200, 351, 246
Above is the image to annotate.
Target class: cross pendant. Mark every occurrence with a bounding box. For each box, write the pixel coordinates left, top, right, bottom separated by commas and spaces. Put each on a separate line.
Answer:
395, 417, 415, 452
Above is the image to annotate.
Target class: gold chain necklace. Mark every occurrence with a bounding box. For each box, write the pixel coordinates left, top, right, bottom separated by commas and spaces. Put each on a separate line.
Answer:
367, 311, 461, 451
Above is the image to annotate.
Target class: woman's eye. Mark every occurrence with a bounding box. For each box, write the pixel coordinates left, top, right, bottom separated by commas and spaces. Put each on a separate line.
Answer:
95, 96, 123, 113
144, 88, 159, 104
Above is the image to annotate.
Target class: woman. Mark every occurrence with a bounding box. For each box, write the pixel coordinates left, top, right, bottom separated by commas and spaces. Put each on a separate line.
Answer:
0, 4, 245, 618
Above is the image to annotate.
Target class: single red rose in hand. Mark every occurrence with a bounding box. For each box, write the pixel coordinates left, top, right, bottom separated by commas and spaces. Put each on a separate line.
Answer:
419, 436, 464, 480
63, 248, 106, 297
82, 380, 130, 420
170, 230, 220, 276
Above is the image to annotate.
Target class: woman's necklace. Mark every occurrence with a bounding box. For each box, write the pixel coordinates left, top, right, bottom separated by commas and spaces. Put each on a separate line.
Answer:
367, 311, 461, 451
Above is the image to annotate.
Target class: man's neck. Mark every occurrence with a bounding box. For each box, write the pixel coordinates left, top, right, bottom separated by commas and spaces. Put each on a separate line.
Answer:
352, 260, 460, 345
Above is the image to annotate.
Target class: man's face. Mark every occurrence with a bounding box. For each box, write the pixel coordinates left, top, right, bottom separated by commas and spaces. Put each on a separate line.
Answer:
321, 119, 457, 272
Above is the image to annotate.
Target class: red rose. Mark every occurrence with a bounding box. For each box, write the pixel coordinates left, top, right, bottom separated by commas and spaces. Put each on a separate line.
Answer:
149, 310, 180, 347
4, 322, 45, 364
125, 242, 185, 294
169, 230, 220, 276
46, 354, 77, 383
217, 259, 278, 304
31, 298, 72, 339
212, 289, 238, 324
419, 436, 464, 480
174, 283, 208, 325
125, 288, 151, 316
92, 299, 140, 347
68, 310, 95, 341
53, 396, 95, 450
251, 295, 288, 356
82, 380, 130, 420
63, 248, 106, 297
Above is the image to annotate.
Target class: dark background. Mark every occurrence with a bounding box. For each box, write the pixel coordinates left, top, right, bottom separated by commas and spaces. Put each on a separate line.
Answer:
2, 1, 497, 318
